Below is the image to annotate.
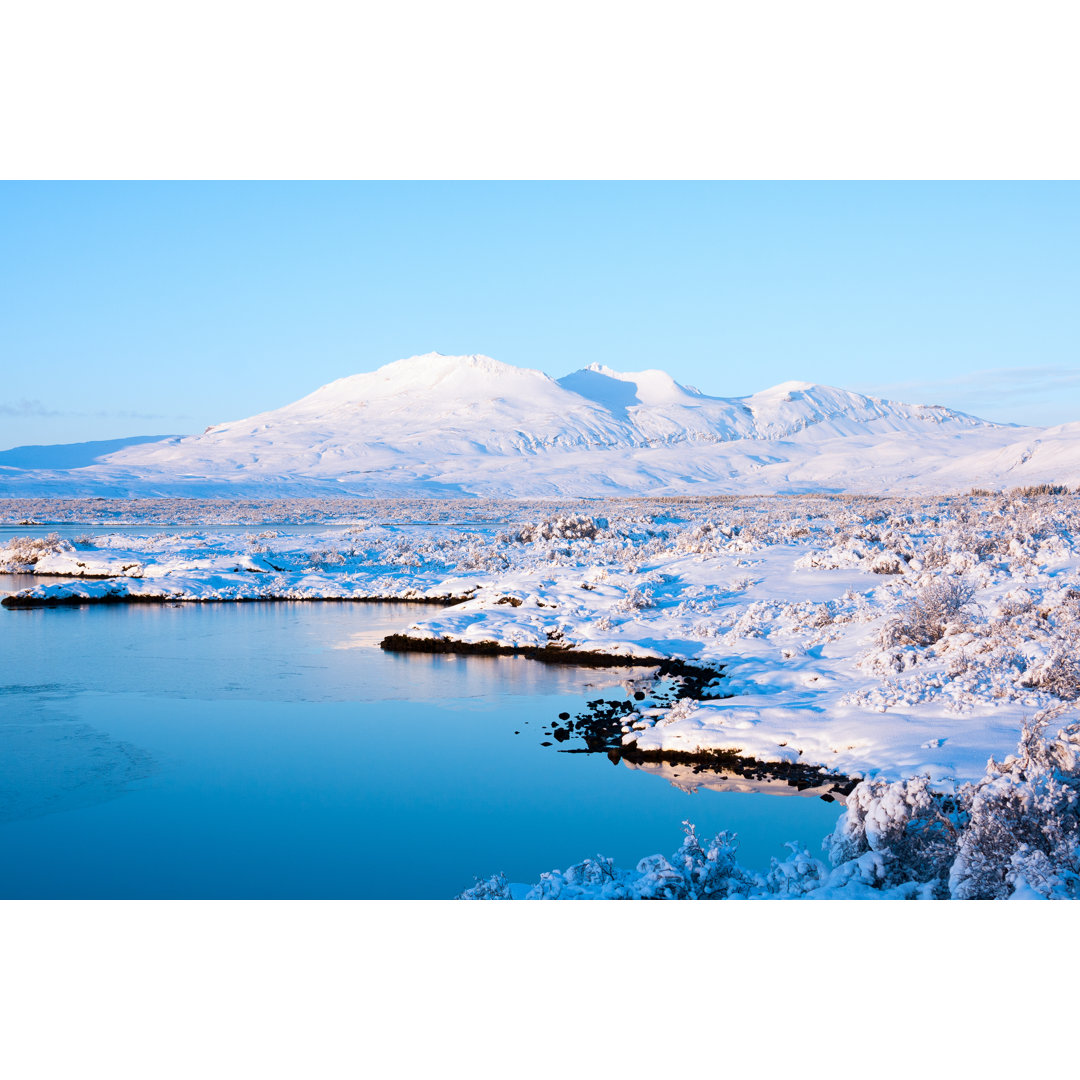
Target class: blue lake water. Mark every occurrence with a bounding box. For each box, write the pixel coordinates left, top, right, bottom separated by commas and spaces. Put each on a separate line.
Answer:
0, 521, 506, 540
0, 590, 842, 898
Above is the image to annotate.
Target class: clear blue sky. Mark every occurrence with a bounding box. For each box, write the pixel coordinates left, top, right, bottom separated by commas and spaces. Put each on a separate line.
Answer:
1, 181, 1077, 450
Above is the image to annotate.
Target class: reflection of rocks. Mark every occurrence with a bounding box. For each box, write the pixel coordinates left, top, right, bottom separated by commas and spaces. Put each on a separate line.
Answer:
622, 758, 849, 803
547, 672, 727, 751
548, 671, 854, 798
0, 721, 155, 824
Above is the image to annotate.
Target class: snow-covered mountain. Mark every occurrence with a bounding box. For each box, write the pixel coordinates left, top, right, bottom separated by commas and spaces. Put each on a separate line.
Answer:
1, 352, 1075, 497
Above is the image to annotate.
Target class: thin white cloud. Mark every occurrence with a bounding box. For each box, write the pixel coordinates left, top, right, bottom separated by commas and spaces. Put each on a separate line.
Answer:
94, 408, 188, 421
0, 398, 64, 417
0, 399, 186, 421
852, 366, 1080, 425
856, 366, 1080, 406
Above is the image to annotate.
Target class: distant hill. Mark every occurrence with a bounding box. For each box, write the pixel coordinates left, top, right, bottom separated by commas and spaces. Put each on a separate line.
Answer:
1, 353, 1073, 497
0, 435, 174, 471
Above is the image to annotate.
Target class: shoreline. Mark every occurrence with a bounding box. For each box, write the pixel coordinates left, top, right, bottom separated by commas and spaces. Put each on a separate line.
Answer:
378, 631, 722, 680
609, 745, 856, 798
374, 632, 857, 791
1, 590, 468, 609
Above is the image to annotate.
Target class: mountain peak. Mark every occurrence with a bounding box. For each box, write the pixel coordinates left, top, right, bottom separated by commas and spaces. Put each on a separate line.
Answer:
379, 352, 561, 387
290, 353, 558, 412
759, 380, 819, 395
383, 351, 494, 368
3, 351, 1038, 500
560, 363, 699, 409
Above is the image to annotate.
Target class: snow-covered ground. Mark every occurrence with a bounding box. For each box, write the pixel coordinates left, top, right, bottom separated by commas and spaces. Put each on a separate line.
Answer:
6, 492, 1080, 791
5, 353, 1078, 497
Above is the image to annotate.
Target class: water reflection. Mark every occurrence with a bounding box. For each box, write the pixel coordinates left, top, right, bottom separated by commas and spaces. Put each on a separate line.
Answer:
622, 759, 844, 801
0, 600, 843, 897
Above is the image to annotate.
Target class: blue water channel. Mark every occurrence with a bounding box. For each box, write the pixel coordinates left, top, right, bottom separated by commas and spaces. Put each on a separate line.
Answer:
0, 588, 842, 898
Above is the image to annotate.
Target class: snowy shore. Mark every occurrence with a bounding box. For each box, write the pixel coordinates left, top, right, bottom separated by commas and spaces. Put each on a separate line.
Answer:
461, 708, 1080, 900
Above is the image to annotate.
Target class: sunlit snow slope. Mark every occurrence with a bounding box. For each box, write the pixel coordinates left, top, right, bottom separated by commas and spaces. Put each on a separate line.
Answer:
2, 352, 1075, 497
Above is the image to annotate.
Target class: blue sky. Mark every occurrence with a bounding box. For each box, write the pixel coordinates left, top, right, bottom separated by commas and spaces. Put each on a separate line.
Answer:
1, 181, 1077, 449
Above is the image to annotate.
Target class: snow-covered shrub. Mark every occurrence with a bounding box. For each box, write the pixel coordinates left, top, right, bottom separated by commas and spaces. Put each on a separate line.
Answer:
614, 585, 655, 613
517, 827, 763, 900
826, 776, 961, 890
1011, 483, 1070, 497
764, 843, 830, 895
526, 856, 624, 900
949, 710, 1080, 899
513, 515, 602, 543
994, 589, 1035, 620
868, 551, 906, 574
1020, 648, 1080, 702
673, 824, 760, 898
658, 697, 697, 726
673, 521, 737, 555
880, 578, 976, 647
0, 532, 72, 570
458, 872, 512, 899
307, 547, 347, 568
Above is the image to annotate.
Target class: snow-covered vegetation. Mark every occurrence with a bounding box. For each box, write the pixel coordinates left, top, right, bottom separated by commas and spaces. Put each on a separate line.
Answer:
6, 491, 1080, 896
462, 709, 1080, 900
7, 491, 1080, 781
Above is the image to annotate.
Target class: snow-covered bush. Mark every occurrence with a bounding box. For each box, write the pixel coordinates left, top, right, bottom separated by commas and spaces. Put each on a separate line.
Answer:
1011, 483, 1070, 497
513, 515, 602, 543
527, 856, 625, 899
316, 547, 348, 567
764, 842, 830, 896
614, 585, 655, 613
672, 824, 761, 898
950, 710, 1080, 899
868, 551, 906, 574
458, 872, 512, 899
0, 532, 72, 570
880, 578, 976, 647
1019, 648, 1080, 702
826, 775, 961, 891
462, 712, 1080, 899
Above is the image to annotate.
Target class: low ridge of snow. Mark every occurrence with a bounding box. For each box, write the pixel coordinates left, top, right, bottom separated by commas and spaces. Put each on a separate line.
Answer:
0, 352, 1071, 498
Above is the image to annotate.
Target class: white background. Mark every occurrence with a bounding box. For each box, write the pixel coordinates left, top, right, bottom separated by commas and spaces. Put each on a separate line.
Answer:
2, 3, 1078, 1077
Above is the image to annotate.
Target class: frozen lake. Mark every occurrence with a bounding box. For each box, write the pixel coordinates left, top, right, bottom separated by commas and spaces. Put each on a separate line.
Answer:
0, 590, 842, 898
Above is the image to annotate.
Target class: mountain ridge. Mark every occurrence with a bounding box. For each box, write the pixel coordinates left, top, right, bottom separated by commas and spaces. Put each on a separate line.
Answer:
0, 353, 1070, 498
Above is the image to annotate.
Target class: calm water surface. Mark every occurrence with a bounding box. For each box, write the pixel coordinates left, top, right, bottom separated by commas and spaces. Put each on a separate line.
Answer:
0, 594, 842, 898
